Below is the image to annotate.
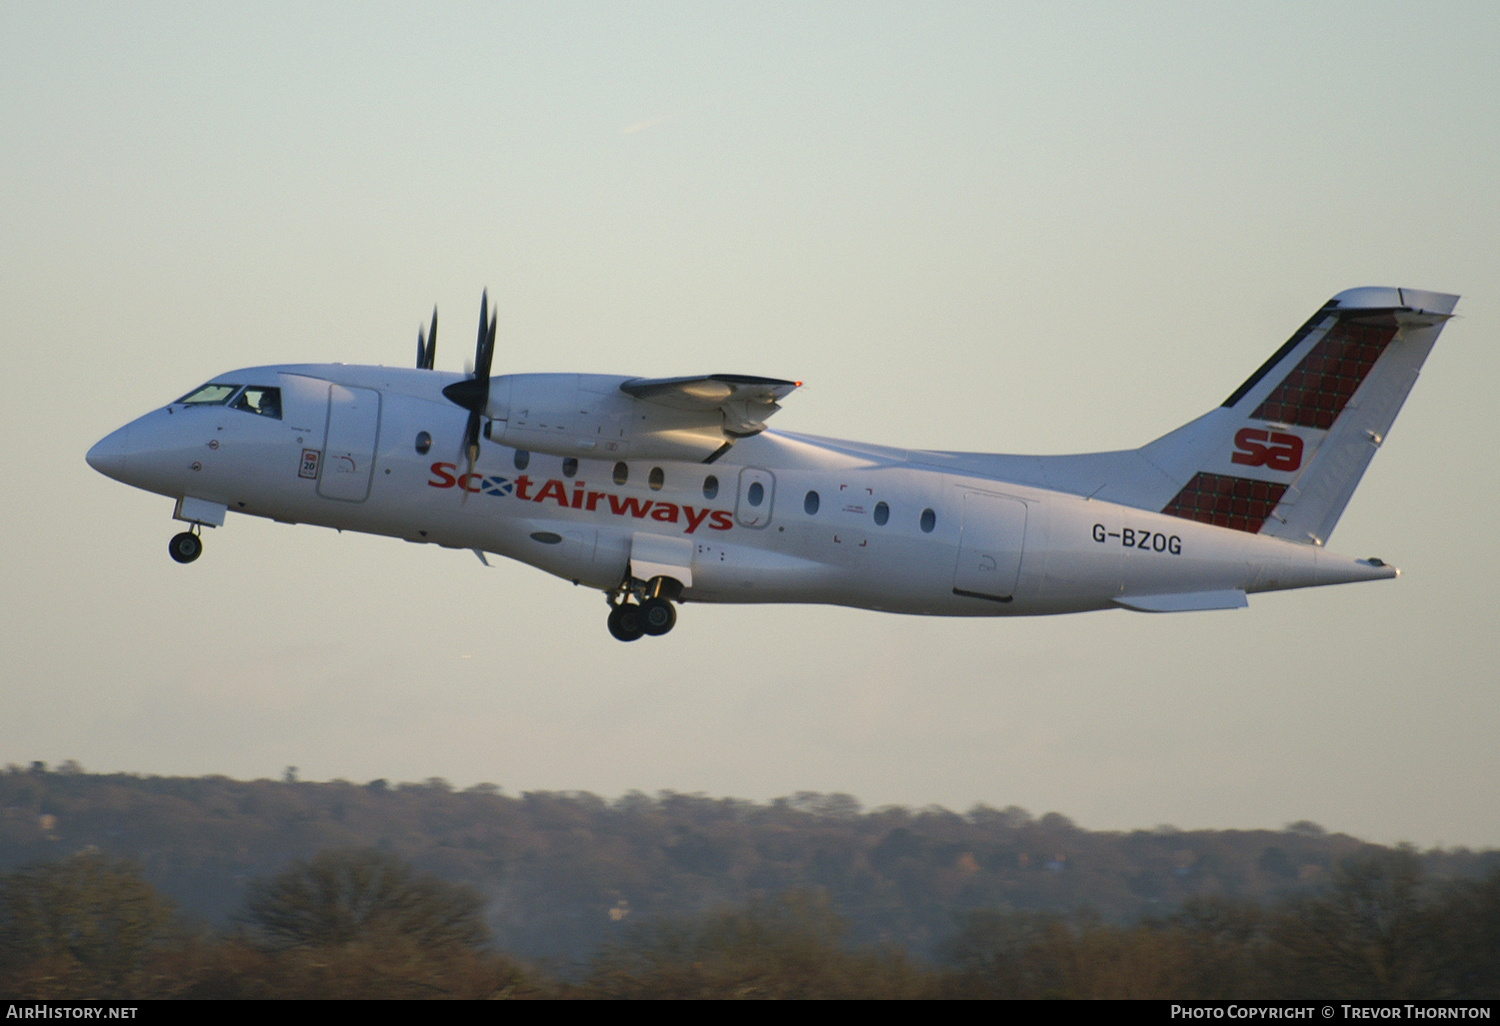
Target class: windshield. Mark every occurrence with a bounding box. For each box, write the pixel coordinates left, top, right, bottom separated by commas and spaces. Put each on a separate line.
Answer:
175, 383, 241, 405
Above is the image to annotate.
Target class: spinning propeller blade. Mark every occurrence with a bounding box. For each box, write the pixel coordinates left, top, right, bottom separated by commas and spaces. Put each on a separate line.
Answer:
416, 307, 438, 370
440, 291, 498, 500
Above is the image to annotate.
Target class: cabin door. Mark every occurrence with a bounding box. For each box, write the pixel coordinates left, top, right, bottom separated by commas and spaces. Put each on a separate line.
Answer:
952, 492, 1027, 602
318, 384, 381, 502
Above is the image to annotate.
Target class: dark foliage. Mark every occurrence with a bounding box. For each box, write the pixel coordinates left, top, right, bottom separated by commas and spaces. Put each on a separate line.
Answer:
940, 857, 1500, 1000
2, 766, 1496, 982
1, 836, 1498, 999
0, 851, 175, 997
576, 891, 933, 998
243, 847, 487, 951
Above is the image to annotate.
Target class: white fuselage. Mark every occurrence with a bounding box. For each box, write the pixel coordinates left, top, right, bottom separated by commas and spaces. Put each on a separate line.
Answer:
87, 362, 1395, 618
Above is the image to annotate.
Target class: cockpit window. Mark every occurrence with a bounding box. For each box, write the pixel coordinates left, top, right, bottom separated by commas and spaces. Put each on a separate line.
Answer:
231, 386, 282, 419
175, 383, 240, 405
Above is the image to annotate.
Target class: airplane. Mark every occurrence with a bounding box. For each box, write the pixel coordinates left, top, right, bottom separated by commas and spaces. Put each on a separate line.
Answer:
87, 286, 1456, 641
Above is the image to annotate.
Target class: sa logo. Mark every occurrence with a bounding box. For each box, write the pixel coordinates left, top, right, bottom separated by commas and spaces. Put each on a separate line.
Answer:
1232, 428, 1304, 472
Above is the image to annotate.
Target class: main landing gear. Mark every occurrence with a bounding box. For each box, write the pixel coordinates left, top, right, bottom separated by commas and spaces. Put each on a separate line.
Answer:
606, 575, 681, 642
169, 528, 203, 564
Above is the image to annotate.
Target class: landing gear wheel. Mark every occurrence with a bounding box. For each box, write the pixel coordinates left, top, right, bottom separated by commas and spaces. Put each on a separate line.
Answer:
169, 531, 202, 564
639, 597, 677, 636
608, 604, 645, 642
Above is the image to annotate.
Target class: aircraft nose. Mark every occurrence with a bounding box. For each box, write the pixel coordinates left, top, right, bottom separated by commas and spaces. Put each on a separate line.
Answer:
86, 423, 132, 481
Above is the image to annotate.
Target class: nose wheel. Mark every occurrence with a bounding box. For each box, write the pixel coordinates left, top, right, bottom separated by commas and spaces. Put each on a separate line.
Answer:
169, 530, 203, 564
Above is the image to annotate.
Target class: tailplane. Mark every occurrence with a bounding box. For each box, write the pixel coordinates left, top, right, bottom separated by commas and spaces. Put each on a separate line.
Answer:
1138, 287, 1457, 544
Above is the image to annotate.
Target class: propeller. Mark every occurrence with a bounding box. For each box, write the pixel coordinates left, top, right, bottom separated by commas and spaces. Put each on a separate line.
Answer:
441, 291, 497, 497
416, 307, 438, 370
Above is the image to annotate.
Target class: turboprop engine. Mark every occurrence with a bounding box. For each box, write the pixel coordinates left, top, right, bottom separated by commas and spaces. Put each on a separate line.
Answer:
482, 372, 797, 464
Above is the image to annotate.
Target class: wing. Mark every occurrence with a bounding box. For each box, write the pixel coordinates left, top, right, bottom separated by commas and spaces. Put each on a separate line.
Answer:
619, 374, 800, 437
485, 372, 801, 464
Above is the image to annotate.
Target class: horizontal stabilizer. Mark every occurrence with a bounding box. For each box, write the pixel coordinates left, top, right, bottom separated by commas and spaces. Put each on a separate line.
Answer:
1113, 589, 1248, 613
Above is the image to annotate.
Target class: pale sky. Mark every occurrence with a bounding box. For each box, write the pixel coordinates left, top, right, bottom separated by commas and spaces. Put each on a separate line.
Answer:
3, 2, 1497, 848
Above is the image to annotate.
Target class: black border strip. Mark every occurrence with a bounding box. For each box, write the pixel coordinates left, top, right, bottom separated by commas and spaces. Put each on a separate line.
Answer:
1221, 301, 1338, 408
953, 588, 1013, 603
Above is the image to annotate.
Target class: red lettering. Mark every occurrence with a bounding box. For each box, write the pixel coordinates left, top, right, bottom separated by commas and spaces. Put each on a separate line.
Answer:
1266, 431, 1303, 472
682, 506, 711, 534
432, 466, 735, 534
1232, 427, 1303, 472
1231, 428, 1270, 467
534, 479, 569, 506
608, 495, 655, 518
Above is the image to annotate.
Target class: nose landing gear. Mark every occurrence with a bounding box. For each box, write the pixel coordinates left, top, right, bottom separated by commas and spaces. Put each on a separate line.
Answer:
606, 575, 682, 641
169, 529, 203, 564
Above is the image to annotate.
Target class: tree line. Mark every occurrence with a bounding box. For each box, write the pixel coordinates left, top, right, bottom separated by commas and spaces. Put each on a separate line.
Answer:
5, 765, 1495, 966
2, 845, 1497, 999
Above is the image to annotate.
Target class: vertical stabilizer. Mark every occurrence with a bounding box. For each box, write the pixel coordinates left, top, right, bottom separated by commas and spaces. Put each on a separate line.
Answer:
1140, 288, 1456, 544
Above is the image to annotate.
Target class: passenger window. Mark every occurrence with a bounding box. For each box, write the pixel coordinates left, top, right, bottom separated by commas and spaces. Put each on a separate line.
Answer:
649, 467, 664, 491
562, 457, 578, 478
920, 508, 936, 533
873, 501, 889, 526
514, 449, 530, 471
748, 482, 764, 507
231, 386, 282, 419
703, 475, 719, 500
613, 462, 628, 486
804, 490, 820, 515
415, 431, 432, 455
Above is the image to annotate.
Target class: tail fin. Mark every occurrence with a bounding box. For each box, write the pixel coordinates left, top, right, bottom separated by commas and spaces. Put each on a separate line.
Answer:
1139, 287, 1457, 545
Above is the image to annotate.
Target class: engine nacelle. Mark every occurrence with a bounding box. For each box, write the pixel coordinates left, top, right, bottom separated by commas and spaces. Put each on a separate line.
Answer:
482, 374, 734, 463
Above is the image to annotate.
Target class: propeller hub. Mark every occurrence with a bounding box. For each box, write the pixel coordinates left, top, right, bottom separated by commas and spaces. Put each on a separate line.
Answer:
442, 377, 488, 412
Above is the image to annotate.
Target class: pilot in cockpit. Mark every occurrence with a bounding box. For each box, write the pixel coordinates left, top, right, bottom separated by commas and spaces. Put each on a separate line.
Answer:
232, 386, 281, 419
